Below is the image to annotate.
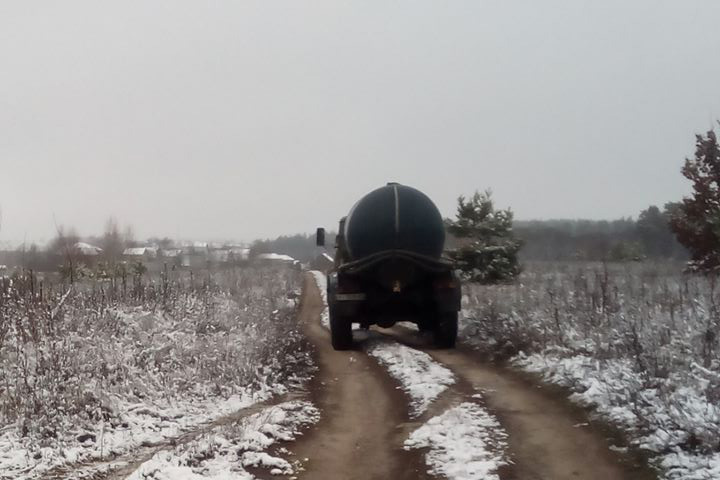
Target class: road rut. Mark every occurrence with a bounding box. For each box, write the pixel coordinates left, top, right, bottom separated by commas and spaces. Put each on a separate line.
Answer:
283, 272, 659, 480
275, 275, 429, 480
380, 326, 659, 480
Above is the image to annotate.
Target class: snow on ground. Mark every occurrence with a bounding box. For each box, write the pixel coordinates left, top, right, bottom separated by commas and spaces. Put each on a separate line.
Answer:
514, 352, 720, 480
0, 386, 282, 480
0, 268, 310, 480
405, 402, 508, 480
397, 321, 419, 331
459, 263, 720, 480
0, 305, 299, 480
310, 271, 329, 328
127, 401, 320, 480
366, 339, 455, 417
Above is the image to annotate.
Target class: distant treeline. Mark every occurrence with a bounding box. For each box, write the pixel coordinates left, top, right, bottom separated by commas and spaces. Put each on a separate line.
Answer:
251, 206, 686, 263
2, 208, 684, 270
515, 205, 687, 261
515, 216, 686, 262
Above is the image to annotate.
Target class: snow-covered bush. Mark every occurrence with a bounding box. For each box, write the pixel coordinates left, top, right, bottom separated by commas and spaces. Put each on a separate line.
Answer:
0, 265, 311, 474
460, 261, 720, 479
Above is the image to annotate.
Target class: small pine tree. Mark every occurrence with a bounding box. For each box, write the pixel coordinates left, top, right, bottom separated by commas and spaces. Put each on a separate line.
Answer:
447, 190, 522, 283
669, 128, 720, 272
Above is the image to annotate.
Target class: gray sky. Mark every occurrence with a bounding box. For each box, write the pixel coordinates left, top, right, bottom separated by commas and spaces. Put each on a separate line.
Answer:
2, 1, 720, 245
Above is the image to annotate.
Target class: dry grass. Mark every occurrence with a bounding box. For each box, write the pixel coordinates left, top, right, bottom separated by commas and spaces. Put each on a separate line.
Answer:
460, 261, 720, 472
0, 265, 311, 444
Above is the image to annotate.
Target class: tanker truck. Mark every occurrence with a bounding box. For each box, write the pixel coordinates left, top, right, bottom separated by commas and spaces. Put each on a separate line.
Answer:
316, 183, 461, 350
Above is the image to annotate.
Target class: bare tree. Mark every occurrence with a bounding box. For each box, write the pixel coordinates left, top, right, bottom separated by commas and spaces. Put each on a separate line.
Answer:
123, 225, 136, 248
101, 216, 124, 262
51, 220, 80, 284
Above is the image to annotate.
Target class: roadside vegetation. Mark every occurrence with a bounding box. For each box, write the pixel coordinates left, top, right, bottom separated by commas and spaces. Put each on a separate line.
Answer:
459, 261, 719, 478
0, 265, 311, 477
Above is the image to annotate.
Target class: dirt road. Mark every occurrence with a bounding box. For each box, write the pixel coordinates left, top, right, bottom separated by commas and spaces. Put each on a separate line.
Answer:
278, 273, 429, 480
278, 274, 659, 480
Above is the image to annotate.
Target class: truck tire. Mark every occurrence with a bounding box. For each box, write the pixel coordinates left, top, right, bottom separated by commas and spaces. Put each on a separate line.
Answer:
417, 316, 433, 334
434, 312, 458, 348
330, 309, 353, 350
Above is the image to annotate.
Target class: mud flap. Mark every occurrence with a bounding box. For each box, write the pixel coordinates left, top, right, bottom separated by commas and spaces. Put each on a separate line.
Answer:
330, 305, 353, 350
434, 311, 458, 348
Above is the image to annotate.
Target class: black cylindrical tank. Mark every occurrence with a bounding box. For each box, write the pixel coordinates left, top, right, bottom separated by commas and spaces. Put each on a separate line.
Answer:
344, 183, 446, 261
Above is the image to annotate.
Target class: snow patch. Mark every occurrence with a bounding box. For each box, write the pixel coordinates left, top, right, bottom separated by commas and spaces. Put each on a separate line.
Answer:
366, 339, 455, 417
310, 271, 329, 329
405, 402, 508, 480
127, 401, 319, 479
0, 387, 285, 480
125, 447, 253, 480
514, 352, 720, 479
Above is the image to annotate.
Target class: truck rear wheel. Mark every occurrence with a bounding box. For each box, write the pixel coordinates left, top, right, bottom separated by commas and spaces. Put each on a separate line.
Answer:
330, 309, 353, 350
434, 312, 458, 348
417, 316, 433, 334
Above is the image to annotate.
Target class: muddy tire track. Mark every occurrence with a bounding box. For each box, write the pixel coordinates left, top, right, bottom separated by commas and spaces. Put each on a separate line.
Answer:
41, 391, 307, 480
379, 325, 659, 480
266, 274, 429, 480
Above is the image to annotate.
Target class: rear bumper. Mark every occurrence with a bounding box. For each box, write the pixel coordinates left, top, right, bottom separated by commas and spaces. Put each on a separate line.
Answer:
327, 270, 461, 321
334, 293, 367, 301
330, 288, 461, 317
333, 298, 364, 317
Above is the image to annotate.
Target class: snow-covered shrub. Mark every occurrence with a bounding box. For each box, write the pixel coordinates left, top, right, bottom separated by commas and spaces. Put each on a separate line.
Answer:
0, 265, 311, 469
460, 261, 720, 479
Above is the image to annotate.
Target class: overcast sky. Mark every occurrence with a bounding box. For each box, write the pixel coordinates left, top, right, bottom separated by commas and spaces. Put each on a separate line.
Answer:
2, 1, 720, 245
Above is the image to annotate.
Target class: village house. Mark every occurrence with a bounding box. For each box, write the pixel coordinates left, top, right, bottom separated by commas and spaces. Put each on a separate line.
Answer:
73, 242, 103, 256
122, 247, 158, 260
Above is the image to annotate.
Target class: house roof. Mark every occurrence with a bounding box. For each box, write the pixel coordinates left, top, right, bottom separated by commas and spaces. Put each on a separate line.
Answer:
229, 247, 250, 259
256, 253, 295, 262
74, 242, 103, 256
123, 247, 148, 256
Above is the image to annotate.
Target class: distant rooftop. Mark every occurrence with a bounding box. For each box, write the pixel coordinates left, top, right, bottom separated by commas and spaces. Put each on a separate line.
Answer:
256, 253, 295, 262
74, 242, 103, 256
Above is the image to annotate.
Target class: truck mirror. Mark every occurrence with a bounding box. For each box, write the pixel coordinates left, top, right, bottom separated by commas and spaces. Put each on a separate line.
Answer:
316, 227, 326, 247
